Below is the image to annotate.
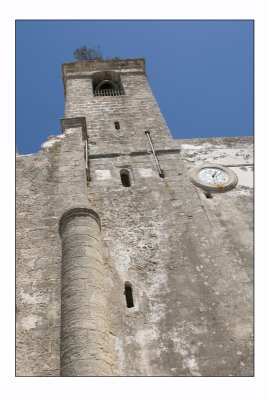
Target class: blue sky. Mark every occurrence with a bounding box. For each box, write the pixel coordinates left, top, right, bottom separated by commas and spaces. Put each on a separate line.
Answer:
16, 20, 253, 154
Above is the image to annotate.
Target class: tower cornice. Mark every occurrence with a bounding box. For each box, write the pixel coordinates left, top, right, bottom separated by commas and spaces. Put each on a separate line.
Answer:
62, 58, 146, 95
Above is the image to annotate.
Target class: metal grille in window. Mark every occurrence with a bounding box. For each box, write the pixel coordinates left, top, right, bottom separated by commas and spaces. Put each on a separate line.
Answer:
93, 88, 125, 96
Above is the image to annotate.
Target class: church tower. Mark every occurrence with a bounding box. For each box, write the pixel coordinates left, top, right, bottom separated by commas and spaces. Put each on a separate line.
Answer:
16, 58, 253, 376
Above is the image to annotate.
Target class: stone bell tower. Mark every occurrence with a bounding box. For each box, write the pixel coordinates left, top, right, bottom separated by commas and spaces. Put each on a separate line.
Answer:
16, 58, 253, 376
62, 58, 175, 154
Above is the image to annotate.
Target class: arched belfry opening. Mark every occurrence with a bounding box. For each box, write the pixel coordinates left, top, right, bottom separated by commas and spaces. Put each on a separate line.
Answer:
92, 71, 125, 96
95, 80, 119, 91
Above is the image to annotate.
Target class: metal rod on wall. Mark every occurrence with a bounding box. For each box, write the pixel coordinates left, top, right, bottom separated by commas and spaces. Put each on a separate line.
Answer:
145, 131, 165, 178
84, 139, 90, 182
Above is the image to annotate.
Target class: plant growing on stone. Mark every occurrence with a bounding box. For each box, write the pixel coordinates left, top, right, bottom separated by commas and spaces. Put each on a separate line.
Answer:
73, 45, 103, 61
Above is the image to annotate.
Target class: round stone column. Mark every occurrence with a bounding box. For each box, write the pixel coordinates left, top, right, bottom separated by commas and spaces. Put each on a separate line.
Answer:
59, 208, 112, 376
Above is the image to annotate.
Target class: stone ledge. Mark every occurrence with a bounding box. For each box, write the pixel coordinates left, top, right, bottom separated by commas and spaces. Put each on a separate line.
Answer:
89, 148, 181, 159
60, 117, 87, 141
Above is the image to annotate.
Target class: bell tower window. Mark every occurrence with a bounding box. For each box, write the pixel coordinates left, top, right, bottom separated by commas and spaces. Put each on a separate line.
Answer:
92, 71, 125, 97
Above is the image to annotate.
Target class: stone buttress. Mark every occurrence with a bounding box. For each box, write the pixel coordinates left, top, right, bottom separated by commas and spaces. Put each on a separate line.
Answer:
59, 208, 113, 376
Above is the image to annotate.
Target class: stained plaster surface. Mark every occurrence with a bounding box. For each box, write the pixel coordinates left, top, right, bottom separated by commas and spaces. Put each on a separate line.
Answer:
88, 137, 253, 376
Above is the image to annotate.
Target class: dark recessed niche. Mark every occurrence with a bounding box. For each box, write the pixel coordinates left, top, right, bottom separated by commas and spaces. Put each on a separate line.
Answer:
114, 121, 120, 130
205, 192, 213, 199
120, 170, 131, 187
124, 283, 134, 308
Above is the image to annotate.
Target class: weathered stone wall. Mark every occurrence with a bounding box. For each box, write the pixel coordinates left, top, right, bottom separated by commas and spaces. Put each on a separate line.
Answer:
16, 58, 253, 376
88, 142, 253, 376
178, 136, 253, 285
16, 122, 114, 376
63, 58, 175, 156
16, 150, 62, 376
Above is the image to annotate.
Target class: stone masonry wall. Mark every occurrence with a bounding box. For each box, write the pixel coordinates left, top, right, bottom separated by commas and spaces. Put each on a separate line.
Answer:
178, 136, 253, 283
16, 123, 113, 376
63, 59, 175, 156
88, 142, 253, 376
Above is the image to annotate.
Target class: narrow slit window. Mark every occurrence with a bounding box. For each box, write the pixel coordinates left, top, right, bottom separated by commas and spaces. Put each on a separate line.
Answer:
114, 121, 120, 130
124, 283, 134, 308
120, 170, 131, 187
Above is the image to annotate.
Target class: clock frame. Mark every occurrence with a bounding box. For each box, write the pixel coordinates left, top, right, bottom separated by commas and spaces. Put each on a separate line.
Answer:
189, 163, 238, 193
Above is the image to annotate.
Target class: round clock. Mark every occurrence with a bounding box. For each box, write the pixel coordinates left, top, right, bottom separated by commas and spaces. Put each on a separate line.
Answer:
189, 164, 238, 193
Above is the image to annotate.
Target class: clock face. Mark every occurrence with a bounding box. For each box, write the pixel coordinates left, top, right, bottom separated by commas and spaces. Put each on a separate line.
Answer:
189, 164, 238, 193
197, 168, 229, 185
